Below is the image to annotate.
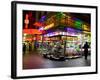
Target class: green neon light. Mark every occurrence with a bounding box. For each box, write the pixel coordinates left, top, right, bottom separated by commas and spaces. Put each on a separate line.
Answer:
56, 12, 64, 20
74, 20, 82, 29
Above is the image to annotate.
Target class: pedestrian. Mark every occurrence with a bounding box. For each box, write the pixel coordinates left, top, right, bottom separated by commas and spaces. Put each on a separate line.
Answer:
29, 43, 32, 52
83, 42, 89, 60
23, 43, 26, 54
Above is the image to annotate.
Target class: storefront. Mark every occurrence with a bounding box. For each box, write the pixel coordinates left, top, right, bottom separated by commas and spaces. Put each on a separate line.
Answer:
22, 11, 91, 59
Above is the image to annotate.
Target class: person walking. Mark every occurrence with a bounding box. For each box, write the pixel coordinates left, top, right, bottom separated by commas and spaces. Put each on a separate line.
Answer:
83, 42, 89, 60
23, 43, 26, 54
29, 43, 32, 52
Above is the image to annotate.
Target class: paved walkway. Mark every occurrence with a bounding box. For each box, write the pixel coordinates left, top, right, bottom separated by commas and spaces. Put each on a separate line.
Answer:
42, 56, 90, 68
23, 53, 90, 69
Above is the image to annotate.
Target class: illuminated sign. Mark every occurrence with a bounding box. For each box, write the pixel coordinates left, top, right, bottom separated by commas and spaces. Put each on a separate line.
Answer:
82, 24, 90, 31
44, 23, 54, 30
34, 22, 44, 27
74, 20, 82, 29
23, 29, 42, 34
44, 31, 78, 37
24, 14, 29, 29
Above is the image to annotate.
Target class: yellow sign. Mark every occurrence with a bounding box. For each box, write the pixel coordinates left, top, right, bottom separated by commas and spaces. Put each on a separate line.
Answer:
44, 23, 54, 30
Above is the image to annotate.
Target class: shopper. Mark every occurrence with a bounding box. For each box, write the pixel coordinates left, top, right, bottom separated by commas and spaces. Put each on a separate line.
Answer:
29, 43, 32, 52
83, 42, 89, 60
23, 43, 26, 54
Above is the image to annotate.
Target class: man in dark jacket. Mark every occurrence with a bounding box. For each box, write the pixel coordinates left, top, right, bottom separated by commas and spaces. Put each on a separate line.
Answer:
83, 42, 89, 60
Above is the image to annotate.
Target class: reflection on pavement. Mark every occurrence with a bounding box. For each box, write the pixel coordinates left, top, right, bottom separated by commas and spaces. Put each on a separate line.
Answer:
23, 52, 90, 69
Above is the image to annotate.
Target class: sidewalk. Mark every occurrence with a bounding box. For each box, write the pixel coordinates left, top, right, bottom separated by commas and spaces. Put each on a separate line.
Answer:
43, 56, 90, 68
23, 53, 90, 69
